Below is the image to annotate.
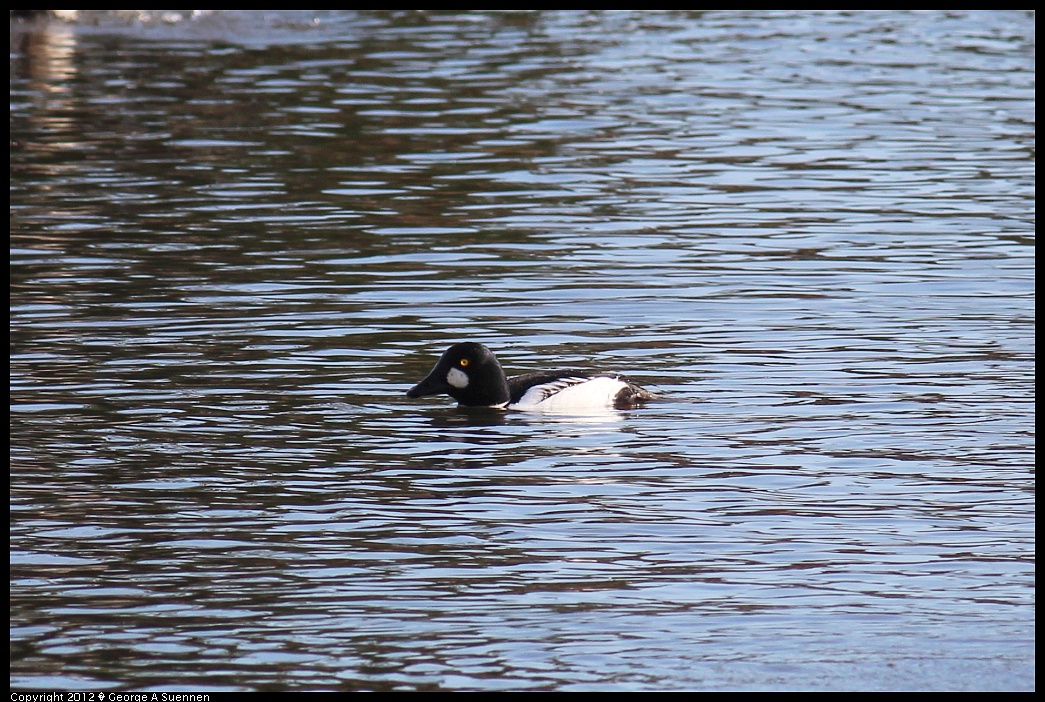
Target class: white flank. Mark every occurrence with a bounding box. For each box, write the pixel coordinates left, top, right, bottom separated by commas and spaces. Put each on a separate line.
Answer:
446, 367, 469, 389
512, 376, 627, 411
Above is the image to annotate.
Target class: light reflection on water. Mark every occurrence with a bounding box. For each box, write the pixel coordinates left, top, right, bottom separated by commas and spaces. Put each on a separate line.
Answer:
10, 9, 1034, 692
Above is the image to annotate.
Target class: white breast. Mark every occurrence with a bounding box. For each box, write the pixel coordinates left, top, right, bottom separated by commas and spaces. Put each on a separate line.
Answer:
511, 376, 628, 411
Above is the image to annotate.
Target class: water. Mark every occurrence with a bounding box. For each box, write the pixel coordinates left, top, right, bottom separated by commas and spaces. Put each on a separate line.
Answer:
10, 10, 1034, 692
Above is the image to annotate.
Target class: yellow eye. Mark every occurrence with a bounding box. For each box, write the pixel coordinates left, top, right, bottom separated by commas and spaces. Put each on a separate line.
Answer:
459, 358, 470, 367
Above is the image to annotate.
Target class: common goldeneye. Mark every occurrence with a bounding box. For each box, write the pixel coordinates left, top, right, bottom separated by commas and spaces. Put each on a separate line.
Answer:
406, 342, 654, 411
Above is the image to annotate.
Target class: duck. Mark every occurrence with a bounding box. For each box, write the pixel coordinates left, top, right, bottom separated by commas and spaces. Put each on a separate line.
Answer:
406, 342, 654, 411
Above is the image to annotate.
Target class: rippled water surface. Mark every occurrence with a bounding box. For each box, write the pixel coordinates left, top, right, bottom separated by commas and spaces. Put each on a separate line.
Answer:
10, 10, 1034, 692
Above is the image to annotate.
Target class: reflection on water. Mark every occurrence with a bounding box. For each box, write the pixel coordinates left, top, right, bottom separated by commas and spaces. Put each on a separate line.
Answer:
10, 10, 1034, 692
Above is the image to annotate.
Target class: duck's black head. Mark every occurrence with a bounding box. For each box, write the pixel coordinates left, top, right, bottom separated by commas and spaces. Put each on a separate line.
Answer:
406, 342, 511, 407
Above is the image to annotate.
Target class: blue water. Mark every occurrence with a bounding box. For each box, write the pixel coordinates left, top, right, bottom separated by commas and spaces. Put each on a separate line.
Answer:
10, 10, 1034, 691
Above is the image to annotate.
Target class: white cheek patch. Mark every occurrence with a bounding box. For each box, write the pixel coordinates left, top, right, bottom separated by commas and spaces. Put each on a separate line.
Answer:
446, 367, 469, 389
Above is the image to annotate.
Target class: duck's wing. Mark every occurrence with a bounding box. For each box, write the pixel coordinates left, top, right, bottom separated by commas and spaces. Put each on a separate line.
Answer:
507, 372, 591, 406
